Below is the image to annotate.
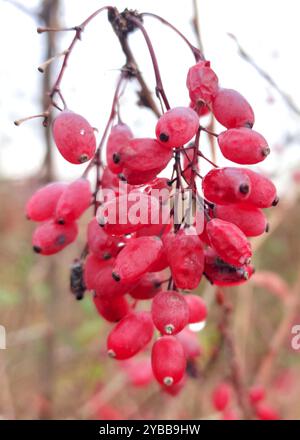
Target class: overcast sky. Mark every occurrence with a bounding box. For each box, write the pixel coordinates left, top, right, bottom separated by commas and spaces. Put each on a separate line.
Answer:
1, 0, 300, 194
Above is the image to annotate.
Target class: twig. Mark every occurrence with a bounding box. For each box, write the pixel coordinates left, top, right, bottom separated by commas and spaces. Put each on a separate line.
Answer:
192, 0, 204, 55
228, 33, 300, 116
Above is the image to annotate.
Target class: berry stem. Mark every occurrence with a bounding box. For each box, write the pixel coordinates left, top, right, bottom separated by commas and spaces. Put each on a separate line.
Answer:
127, 15, 171, 111
141, 12, 204, 62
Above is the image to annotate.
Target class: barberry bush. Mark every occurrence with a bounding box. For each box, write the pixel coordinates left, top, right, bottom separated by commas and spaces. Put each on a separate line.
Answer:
16, 6, 280, 419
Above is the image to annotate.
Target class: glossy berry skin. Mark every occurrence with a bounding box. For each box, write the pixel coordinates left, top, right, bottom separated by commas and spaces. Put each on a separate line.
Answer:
129, 272, 162, 300
55, 178, 91, 223
243, 169, 278, 208
163, 227, 204, 290
214, 203, 267, 237
84, 254, 110, 291
122, 167, 163, 185
32, 220, 78, 255
106, 123, 133, 174
122, 138, 173, 175
184, 294, 207, 323
93, 294, 130, 322
26, 182, 67, 222
206, 219, 252, 266
156, 107, 199, 149
84, 256, 130, 297
176, 328, 202, 359
218, 128, 269, 165
255, 404, 279, 420
151, 336, 186, 386
52, 111, 96, 164
107, 311, 154, 360
212, 88, 255, 129
186, 60, 219, 104
112, 236, 163, 283
204, 248, 253, 286
144, 178, 172, 204
148, 246, 169, 272
98, 193, 160, 236
202, 167, 251, 205
87, 217, 120, 260
249, 385, 265, 406
152, 290, 189, 335
212, 383, 231, 412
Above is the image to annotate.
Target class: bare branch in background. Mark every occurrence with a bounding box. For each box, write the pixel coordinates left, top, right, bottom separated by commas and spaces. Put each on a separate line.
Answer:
228, 33, 300, 117
192, 0, 204, 55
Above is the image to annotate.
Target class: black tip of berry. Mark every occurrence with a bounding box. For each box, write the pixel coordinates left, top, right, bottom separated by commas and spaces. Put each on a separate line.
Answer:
272, 196, 279, 206
112, 272, 121, 282
239, 183, 250, 194
262, 147, 270, 157
103, 252, 112, 260
118, 173, 127, 182
33, 245, 41, 253
244, 121, 254, 129
57, 218, 65, 225
265, 222, 270, 233
159, 133, 169, 142
113, 152, 120, 164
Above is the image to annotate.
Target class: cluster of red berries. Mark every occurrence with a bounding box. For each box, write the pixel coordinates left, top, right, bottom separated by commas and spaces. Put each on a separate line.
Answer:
23, 15, 277, 396
212, 382, 280, 420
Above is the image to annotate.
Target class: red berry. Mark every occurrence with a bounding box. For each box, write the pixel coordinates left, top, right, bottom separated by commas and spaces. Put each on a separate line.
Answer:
98, 192, 160, 236
206, 218, 252, 266
55, 178, 91, 223
129, 272, 162, 300
212, 88, 254, 129
152, 290, 189, 335
204, 247, 253, 286
101, 167, 128, 194
122, 167, 163, 185
176, 328, 202, 359
87, 217, 120, 260
121, 138, 173, 176
151, 336, 186, 386
32, 220, 78, 255
255, 404, 279, 420
156, 107, 199, 148
163, 227, 204, 290
218, 128, 270, 165
112, 236, 163, 283
148, 245, 169, 272
214, 203, 267, 237
84, 256, 130, 296
106, 123, 133, 174
26, 182, 67, 222
249, 385, 265, 406
144, 178, 172, 204
93, 294, 130, 322
212, 383, 231, 411
243, 169, 278, 208
162, 376, 186, 396
52, 110, 96, 164
186, 60, 219, 105
107, 311, 154, 360
84, 254, 109, 291
202, 167, 251, 205
184, 294, 207, 323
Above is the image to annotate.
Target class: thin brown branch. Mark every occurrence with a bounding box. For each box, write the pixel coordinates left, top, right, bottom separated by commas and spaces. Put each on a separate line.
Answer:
192, 0, 204, 55
228, 33, 300, 116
